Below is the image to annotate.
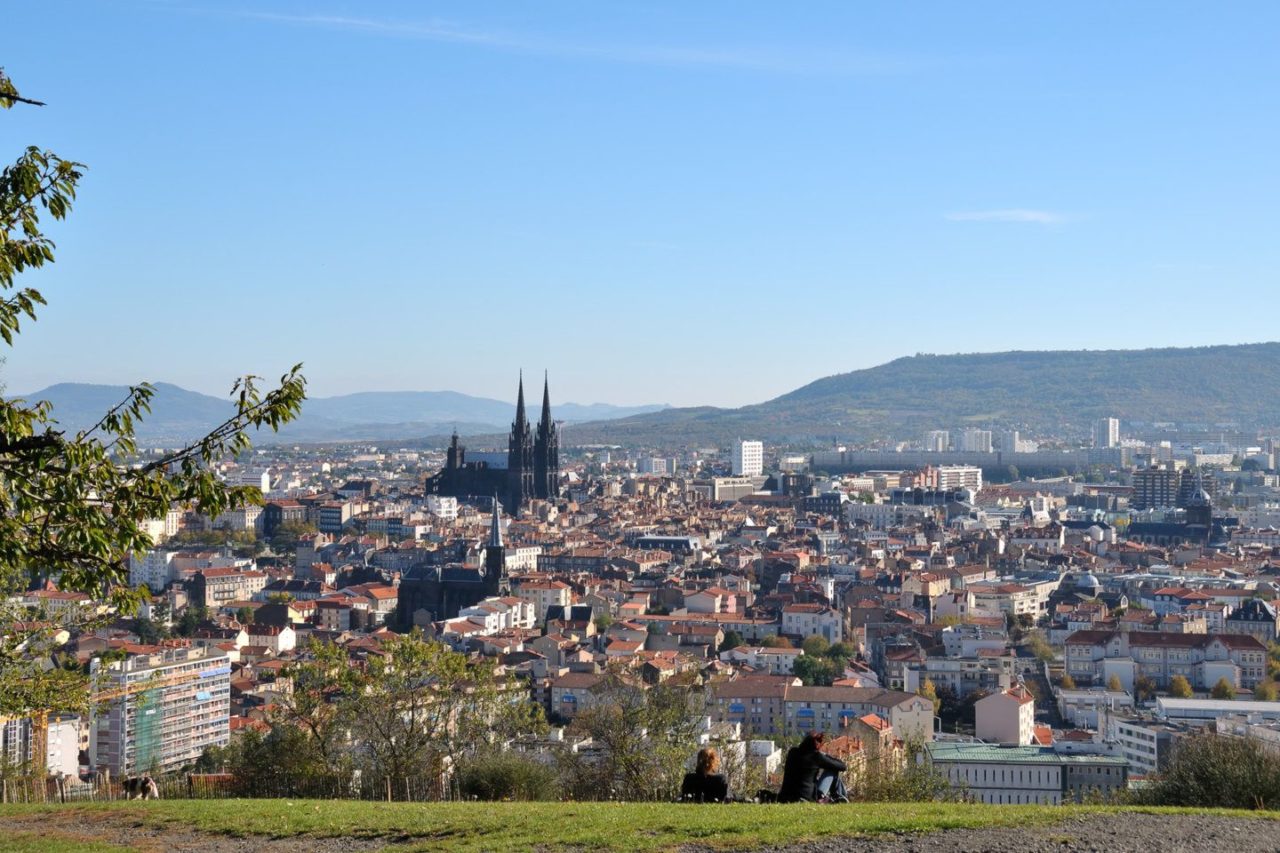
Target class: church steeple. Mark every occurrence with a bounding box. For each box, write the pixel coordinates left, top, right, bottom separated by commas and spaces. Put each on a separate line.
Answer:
484, 495, 506, 590
534, 371, 561, 503
489, 495, 503, 548
515, 370, 528, 430
540, 371, 552, 432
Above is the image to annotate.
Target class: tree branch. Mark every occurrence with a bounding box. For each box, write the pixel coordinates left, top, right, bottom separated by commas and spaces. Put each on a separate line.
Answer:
0, 93, 46, 108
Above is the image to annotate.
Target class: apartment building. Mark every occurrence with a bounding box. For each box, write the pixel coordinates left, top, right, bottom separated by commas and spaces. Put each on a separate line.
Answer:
189, 567, 269, 609
708, 677, 934, 742
1064, 629, 1267, 691
90, 647, 231, 776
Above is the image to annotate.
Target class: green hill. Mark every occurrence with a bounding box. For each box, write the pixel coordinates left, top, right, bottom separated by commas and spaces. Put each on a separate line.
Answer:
566, 343, 1280, 447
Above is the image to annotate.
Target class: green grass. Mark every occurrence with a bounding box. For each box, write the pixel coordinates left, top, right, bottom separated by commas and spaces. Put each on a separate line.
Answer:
2, 801, 1279, 852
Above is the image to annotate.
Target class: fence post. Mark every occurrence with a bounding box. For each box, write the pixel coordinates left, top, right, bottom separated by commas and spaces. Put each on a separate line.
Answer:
386, 777, 392, 802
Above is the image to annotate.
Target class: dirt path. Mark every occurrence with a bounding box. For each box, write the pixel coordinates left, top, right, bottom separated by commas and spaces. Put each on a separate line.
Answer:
746, 812, 1280, 853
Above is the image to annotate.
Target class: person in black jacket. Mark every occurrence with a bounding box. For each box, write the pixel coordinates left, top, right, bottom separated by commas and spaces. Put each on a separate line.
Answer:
680, 747, 730, 802
777, 732, 847, 803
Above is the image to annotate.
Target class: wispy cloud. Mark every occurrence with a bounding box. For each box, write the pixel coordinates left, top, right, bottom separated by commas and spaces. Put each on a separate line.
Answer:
235, 11, 921, 76
945, 209, 1066, 225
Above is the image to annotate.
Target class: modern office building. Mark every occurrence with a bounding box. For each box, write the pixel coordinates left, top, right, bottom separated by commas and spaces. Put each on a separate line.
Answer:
732, 440, 764, 477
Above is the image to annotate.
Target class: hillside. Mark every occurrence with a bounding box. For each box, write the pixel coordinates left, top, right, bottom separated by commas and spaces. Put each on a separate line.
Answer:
566, 343, 1280, 446
9, 384, 667, 445
0, 801, 1273, 852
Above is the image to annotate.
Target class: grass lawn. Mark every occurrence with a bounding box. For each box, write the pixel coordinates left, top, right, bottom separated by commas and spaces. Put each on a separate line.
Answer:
1, 800, 1278, 852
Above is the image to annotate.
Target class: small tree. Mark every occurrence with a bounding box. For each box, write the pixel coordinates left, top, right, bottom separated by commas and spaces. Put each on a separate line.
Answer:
1106, 674, 1123, 693
1168, 675, 1194, 698
1211, 677, 1235, 700
1255, 681, 1279, 702
801, 635, 830, 657
917, 678, 942, 715
718, 629, 744, 653
1060, 673, 1077, 690
793, 655, 839, 686
1134, 675, 1158, 702
561, 669, 703, 801
825, 641, 856, 662
760, 634, 791, 648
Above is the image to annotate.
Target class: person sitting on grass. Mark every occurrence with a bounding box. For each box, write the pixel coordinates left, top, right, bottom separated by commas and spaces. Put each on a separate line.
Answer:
680, 746, 730, 802
778, 731, 848, 803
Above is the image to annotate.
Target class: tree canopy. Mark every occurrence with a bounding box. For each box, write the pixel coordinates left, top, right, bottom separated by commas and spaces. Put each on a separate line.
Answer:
0, 68, 306, 717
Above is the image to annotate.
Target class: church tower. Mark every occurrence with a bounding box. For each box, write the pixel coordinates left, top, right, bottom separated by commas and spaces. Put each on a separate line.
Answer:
507, 373, 536, 513
484, 496, 507, 593
534, 372, 561, 501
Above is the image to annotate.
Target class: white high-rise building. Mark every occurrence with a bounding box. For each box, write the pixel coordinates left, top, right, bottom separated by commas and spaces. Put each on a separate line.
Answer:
936, 465, 984, 492
960, 429, 994, 453
637, 457, 669, 475
90, 647, 231, 776
732, 440, 764, 477
924, 431, 950, 452
1092, 418, 1120, 449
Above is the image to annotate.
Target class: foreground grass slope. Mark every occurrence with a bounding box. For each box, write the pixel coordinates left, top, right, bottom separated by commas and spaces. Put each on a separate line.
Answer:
3, 800, 1279, 853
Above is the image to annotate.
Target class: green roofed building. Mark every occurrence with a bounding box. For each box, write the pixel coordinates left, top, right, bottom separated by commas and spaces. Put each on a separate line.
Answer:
924, 742, 1128, 805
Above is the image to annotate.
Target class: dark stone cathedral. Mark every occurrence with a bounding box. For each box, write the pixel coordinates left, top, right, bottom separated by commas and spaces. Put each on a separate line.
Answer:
425, 373, 561, 516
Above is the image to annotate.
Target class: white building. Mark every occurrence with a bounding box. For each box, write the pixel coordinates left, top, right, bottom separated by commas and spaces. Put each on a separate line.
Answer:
781, 603, 843, 643
718, 646, 804, 676
128, 550, 178, 591
637, 457, 669, 475
935, 465, 983, 492
425, 495, 458, 521
513, 579, 573, 624
732, 440, 764, 477
960, 429, 994, 453
925, 743, 1128, 805
90, 647, 231, 777
975, 685, 1035, 745
1092, 418, 1120, 449
924, 431, 950, 452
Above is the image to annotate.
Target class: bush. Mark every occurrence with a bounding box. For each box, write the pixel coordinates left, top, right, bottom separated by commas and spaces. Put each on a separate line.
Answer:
1137, 734, 1280, 809
457, 752, 559, 801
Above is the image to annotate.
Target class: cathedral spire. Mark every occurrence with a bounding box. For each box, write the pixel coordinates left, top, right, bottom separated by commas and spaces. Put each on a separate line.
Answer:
540, 371, 552, 430
489, 496, 503, 548
514, 370, 528, 429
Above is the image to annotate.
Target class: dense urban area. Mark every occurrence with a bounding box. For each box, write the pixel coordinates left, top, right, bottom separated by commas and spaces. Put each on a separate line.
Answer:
6, 374, 1280, 809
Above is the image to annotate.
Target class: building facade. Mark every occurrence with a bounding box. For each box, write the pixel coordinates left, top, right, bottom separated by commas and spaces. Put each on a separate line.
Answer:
90, 647, 231, 776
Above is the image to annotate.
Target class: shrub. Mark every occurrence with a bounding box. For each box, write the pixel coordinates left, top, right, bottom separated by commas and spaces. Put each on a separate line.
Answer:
457, 752, 559, 801
1137, 734, 1280, 809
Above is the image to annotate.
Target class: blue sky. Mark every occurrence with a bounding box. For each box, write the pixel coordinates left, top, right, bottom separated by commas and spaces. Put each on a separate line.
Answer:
5, 2, 1279, 407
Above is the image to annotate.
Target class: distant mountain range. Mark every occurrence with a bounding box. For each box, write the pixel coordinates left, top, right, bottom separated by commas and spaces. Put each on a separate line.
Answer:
11, 383, 668, 445
18, 343, 1280, 449
563, 342, 1280, 446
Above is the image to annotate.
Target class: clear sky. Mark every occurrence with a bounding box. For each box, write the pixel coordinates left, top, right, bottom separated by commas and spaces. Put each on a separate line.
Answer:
5, 2, 1279, 407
